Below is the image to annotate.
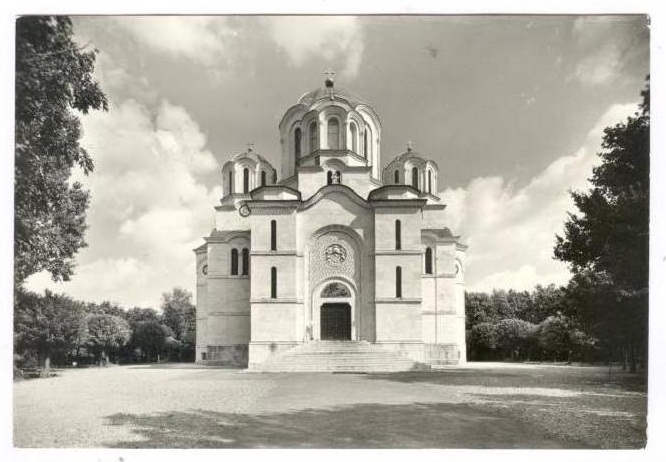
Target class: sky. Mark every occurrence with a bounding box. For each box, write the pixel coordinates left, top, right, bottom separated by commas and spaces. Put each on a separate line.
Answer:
22, 14, 650, 309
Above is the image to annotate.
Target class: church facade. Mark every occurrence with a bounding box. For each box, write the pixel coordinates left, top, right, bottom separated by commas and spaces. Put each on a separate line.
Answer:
194, 78, 467, 369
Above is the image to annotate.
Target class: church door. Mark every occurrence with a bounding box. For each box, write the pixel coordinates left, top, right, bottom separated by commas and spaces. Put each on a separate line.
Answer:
320, 303, 351, 340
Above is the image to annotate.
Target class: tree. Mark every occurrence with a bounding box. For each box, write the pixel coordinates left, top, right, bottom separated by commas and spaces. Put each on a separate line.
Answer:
85, 314, 130, 365
537, 315, 587, 362
161, 288, 195, 341
554, 80, 649, 372
495, 318, 537, 361
15, 16, 108, 286
14, 289, 88, 374
470, 322, 498, 361
132, 321, 171, 362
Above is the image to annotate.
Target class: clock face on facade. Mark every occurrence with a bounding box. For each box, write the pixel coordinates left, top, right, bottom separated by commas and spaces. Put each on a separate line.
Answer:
238, 205, 250, 217
324, 243, 347, 266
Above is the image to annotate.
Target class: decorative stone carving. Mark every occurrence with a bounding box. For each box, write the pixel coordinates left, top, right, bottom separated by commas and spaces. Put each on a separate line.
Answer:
324, 243, 347, 266
321, 282, 351, 298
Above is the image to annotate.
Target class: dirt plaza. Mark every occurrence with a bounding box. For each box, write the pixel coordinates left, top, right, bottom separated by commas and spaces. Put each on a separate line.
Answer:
13, 362, 646, 449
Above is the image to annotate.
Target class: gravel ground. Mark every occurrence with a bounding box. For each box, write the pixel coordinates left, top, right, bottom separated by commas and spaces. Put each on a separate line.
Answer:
13, 362, 647, 448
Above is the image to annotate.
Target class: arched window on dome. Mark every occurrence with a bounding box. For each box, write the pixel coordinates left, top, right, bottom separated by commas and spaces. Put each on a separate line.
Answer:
350, 122, 358, 153
327, 118, 340, 149
412, 167, 419, 190
294, 128, 302, 158
309, 121, 318, 153
394, 170, 400, 184
243, 168, 250, 193
261, 170, 266, 187
363, 129, 368, 158
228, 170, 233, 195
327, 171, 333, 185
425, 247, 433, 275
427, 170, 432, 193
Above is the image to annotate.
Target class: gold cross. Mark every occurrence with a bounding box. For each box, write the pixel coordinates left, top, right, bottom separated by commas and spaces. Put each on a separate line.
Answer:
246, 143, 254, 152
407, 140, 414, 151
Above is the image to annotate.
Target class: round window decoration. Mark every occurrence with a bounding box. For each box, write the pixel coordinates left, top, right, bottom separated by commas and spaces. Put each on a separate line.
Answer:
202, 264, 208, 275
324, 243, 347, 266
238, 204, 251, 217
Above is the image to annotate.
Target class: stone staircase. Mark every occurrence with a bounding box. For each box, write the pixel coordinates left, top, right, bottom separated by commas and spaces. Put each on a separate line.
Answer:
249, 341, 424, 372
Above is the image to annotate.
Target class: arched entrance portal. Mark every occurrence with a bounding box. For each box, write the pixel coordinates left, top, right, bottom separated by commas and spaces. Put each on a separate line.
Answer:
311, 280, 356, 341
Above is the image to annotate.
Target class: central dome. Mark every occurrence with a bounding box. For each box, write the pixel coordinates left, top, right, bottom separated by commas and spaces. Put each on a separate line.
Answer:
297, 85, 369, 109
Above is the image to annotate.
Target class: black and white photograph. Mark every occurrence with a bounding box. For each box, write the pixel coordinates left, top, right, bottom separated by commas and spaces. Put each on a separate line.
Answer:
4, 2, 664, 459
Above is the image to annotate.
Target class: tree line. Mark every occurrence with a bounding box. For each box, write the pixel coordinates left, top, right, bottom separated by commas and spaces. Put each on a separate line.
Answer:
14, 287, 196, 377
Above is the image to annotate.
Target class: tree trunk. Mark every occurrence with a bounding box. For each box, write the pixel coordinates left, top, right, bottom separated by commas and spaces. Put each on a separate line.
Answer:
43, 354, 51, 376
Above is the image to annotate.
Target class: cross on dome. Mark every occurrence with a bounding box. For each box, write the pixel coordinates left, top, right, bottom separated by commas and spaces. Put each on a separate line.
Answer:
407, 140, 414, 152
246, 142, 254, 152
324, 69, 336, 88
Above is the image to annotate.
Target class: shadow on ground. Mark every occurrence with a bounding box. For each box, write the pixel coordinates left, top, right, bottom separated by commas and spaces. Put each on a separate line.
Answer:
363, 367, 647, 393
105, 402, 582, 449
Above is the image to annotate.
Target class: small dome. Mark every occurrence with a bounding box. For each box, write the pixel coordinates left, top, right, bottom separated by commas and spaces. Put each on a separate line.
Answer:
228, 149, 272, 166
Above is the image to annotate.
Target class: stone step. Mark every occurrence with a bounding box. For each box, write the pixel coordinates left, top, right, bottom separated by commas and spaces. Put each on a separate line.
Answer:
250, 341, 423, 372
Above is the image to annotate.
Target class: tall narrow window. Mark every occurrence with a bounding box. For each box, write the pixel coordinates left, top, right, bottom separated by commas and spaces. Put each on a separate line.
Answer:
270, 220, 277, 251
271, 267, 277, 298
315, 156, 320, 166
228, 171, 233, 194
394, 170, 400, 184
231, 249, 239, 275
427, 170, 432, 193
395, 220, 401, 250
327, 171, 333, 185
363, 129, 368, 158
396, 266, 402, 298
261, 170, 266, 186
327, 119, 340, 149
294, 128, 302, 158
350, 123, 358, 153
412, 167, 418, 189
241, 248, 249, 276
425, 247, 433, 275
309, 121, 318, 153
243, 168, 250, 193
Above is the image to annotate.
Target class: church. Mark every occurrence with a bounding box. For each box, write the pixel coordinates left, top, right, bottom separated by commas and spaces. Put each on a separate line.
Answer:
194, 76, 467, 371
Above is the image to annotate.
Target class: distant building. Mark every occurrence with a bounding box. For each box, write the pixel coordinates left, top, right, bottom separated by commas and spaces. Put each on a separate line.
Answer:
194, 77, 467, 371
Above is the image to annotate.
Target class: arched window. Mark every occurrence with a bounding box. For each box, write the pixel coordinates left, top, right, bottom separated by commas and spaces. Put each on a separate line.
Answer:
327, 171, 333, 185
261, 170, 266, 187
270, 220, 277, 251
363, 129, 368, 158
425, 247, 433, 275
321, 282, 351, 298
327, 118, 340, 149
350, 123, 358, 153
395, 220, 401, 250
394, 170, 400, 184
273, 170, 277, 184
241, 248, 249, 276
309, 121, 318, 153
427, 170, 432, 193
396, 266, 402, 298
243, 168, 250, 193
412, 167, 418, 189
230, 248, 239, 275
228, 170, 233, 194
294, 128, 302, 158
270, 267, 277, 298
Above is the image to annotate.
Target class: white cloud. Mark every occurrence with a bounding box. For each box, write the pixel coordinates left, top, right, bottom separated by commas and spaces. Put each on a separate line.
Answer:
441, 103, 638, 292
115, 16, 235, 67
25, 97, 222, 308
264, 16, 365, 79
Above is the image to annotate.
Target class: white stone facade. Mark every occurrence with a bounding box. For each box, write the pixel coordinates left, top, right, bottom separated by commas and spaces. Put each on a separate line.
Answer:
195, 78, 467, 368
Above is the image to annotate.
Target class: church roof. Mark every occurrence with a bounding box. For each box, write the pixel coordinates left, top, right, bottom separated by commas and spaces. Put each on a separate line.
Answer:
223, 149, 274, 169
297, 83, 369, 109
388, 148, 439, 169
